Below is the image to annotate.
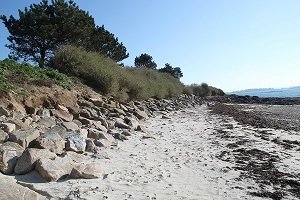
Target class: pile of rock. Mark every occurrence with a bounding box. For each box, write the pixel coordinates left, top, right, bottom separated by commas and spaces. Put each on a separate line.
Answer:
0, 94, 202, 183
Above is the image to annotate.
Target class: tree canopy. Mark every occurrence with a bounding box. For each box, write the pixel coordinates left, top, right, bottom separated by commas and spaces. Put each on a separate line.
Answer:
1, 0, 129, 68
89, 25, 129, 62
159, 63, 183, 79
134, 53, 157, 69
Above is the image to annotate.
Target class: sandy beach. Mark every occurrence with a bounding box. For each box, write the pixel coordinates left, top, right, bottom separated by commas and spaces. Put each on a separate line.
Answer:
9, 104, 299, 200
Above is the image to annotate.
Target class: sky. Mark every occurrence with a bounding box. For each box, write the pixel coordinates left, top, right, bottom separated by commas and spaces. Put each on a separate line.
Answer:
1, 0, 300, 92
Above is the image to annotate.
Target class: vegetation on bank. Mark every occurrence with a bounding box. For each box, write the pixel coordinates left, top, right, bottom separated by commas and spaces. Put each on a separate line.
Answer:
0, 59, 70, 91
51, 46, 184, 100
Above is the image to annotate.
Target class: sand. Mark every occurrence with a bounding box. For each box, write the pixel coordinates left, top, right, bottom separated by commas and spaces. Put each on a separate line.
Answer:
14, 105, 300, 200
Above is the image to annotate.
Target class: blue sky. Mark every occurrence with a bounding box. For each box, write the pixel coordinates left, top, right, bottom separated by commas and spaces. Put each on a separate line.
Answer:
1, 0, 300, 92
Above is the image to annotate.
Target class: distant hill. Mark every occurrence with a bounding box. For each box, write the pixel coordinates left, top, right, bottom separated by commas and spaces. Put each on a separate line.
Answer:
230, 86, 300, 98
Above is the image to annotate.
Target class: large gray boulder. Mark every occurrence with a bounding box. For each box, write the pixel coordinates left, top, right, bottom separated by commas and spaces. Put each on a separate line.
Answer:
32, 132, 64, 154
9, 129, 40, 148
65, 131, 86, 153
35, 156, 74, 182
0, 142, 24, 174
14, 148, 56, 175
0, 173, 46, 200
70, 163, 103, 179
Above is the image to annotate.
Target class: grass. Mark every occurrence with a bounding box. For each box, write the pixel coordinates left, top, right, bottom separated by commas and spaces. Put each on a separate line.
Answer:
0, 59, 71, 91
51, 46, 184, 101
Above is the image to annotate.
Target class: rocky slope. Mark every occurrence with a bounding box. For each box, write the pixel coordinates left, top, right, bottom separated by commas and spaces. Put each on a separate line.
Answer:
0, 84, 203, 199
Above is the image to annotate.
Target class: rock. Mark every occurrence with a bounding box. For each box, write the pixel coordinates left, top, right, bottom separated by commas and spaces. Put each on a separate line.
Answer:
142, 133, 155, 139
88, 129, 115, 141
35, 156, 74, 182
0, 142, 24, 174
37, 117, 56, 128
45, 125, 67, 139
14, 148, 56, 175
113, 132, 128, 141
79, 109, 92, 119
64, 151, 86, 164
0, 173, 46, 200
51, 108, 73, 122
124, 116, 140, 130
114, 108, 126, 115
36, 108, 51, 118
65, 131, 86, 153
78, 100, 94, 108
9, 129, 40, 148
134, 109, 149, 120
0, 130, 8, 143
92, 121, 108, 132
121, 130, 132, 136
0, 106, 10, 117
85, 138, 97, 153
7, 119, 29, 130
114, 119, 131, 129
136, 124, 148, 133
162, 115, 171, 119
25, 105, 37, 115
32, 132, 64, 154
62, 121, 79, 131
31, 115, 40, 122
7, 101, 26, 116
98, 117, 109, 129
89, 98, 104, 107
22, 116, 33, 126
70, 163, 103, 179
94, 139, 112, 147
0, 123, 16, 133
77, 116, 92, 125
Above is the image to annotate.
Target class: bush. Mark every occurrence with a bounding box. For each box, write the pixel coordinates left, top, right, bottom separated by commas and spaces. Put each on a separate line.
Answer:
51, 46, 184, 100
186, 83, 225, 97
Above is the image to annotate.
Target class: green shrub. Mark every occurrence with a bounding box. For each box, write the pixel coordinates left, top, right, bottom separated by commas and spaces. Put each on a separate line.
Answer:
51, 46, 184, 100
